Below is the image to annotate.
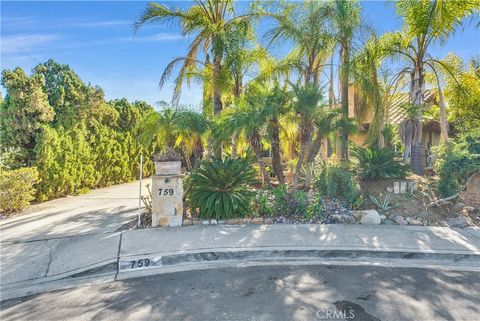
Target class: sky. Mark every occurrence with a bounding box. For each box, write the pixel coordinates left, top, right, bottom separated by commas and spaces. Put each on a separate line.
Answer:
1, 1, 479, 107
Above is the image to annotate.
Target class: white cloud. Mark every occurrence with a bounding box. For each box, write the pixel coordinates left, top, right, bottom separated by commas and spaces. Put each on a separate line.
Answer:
1, 34, 62, 54
120, 33, 184, 42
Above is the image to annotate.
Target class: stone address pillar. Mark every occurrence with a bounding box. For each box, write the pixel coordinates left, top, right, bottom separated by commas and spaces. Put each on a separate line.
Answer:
151, 159, 183, 227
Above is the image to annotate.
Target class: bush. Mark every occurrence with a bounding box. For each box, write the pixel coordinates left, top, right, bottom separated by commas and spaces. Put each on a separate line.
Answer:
271, 185, 309, 217
188, 158, 257, 219
315, 163, 358, 205
350, 145, 407, 180
436, 130, 480, 197
0, 167, 39, 212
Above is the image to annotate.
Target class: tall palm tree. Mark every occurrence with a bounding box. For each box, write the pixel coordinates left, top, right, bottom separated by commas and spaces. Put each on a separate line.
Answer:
381, 0, 479, 173
326, 0, 361, 160
134, 0, 252, 117
265, 1, 334, 86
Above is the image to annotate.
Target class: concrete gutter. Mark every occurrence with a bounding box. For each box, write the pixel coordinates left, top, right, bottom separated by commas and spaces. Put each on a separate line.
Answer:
1, 224, 479, 301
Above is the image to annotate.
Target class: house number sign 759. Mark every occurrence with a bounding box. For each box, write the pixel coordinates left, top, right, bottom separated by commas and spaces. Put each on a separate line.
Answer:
158, 188, 174, 196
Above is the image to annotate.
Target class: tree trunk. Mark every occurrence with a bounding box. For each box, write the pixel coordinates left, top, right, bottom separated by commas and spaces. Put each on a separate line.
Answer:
231, 132, 238, 159
438, 86, 449, 143
212, 49, 223, 159
339, 44, 350, 159
251, 132, 272, 189
432, 72, 449, 143
292, 121, 313, 191
329, 56, 335, 107
410, 64, 425, 175
270, 116, 285, 185
304, 133, 323, 190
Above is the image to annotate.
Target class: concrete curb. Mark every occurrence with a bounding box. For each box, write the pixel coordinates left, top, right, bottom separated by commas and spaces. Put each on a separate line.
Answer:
2, 224, 480, 301
3, 245, 480, 301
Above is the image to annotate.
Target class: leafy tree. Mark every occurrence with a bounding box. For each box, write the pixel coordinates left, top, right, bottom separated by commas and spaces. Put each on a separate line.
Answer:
445, 56, 480, 133
1, 68, 54, 164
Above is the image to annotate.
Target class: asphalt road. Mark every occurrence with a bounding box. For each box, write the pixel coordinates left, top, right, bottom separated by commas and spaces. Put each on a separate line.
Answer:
2, 265, 479, 321
0, 179, 151, 242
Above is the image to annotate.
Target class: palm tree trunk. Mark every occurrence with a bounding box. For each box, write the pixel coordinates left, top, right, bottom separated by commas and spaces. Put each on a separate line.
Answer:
410, 64, 425, 174
340, 44, 350, 159
292, 122, 313, 191
305, 133, 323, 190
438, 86, 449, 143
212, 49, 223, 159
251, 132, 272, 189
231, 133, 238, 159
270, 116, 285, 185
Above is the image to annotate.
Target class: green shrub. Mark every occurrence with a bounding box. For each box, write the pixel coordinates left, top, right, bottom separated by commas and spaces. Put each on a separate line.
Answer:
350, 145, 407, 180
271, 185, 309, 217
315, 163, 358, 205
188, 158, 257, 219
0, 167, 39, 212
436, 130, 480, 197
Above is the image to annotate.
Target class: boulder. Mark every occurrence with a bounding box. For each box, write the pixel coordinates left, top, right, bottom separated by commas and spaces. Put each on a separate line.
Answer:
331, 214, 356, 224
360, 210, 381, 225
393, 215, 408, 225
210, 219, 218, 225
406, 217, 423, 225
351, 210, 377, 221
444, 217, 470, 228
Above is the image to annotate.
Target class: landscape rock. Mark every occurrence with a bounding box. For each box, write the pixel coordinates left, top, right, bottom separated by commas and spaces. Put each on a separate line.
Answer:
393, 215, 408, 225
264, 218, 274, 224
210, 219, 217, 225
383, 218, 396, 225
331, 214, 356, 224
201, 220, 210, 225
250, 217, 264, 224
351, 210, 377, 221
182, 218, 193, 226
444, 216, 470, 228
454, 202, 467, 211
463, 206, 475, 213
225, 219, 242, 224
217, 220, 225, 224
406, 217, 423, 225
360, 210, 381, 225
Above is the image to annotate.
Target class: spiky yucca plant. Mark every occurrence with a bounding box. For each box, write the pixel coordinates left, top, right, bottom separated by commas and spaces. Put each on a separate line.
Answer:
351, 145, 407, 180
188, 158, 257, 220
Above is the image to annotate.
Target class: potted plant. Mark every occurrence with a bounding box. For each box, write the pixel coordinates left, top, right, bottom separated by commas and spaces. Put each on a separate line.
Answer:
153, 148, 182, 175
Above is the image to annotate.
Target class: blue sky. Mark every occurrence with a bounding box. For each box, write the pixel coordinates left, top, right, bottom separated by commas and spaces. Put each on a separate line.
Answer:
1, 1, 479, 107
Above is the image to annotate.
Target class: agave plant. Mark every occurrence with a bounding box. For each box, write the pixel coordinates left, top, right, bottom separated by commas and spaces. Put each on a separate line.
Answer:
188, 158, 258, 220
350, 145, 408, 180
369, 193, 398, 213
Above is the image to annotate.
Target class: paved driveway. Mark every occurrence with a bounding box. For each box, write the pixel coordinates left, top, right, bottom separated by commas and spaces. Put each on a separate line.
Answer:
0, 179, 151, 243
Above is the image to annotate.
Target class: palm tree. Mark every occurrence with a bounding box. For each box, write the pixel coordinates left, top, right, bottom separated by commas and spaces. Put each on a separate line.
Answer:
134, 0, 253, 118
326, 0, 361, 160
265, 1, 334, 86
290, 83, 324, 190
218, 85, 273, 188
138, 108, 208, 170
380, 0, 479, 173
